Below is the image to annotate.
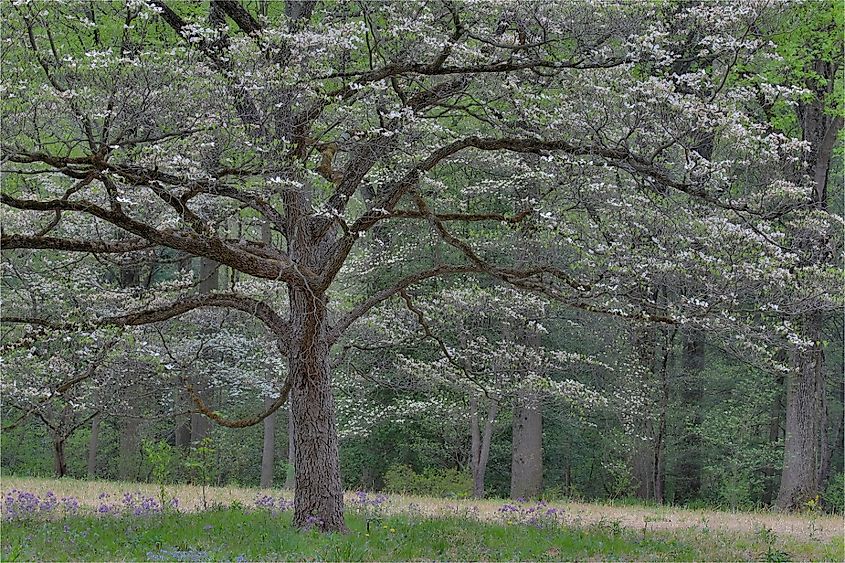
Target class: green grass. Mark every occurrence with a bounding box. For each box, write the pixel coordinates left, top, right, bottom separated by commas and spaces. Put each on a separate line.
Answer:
3, 508, 842, 562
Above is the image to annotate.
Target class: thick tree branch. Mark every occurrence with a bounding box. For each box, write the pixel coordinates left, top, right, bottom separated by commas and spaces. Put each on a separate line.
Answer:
109, 293, 290, 343
183, 371, 292, 428
1, 192, 311, 285
3, 293, 291, 354
2, 234, 153, 254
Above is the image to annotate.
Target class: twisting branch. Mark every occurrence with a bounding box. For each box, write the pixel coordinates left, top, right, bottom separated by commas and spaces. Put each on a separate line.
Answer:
327, 264, 483, 343
182, 371, 293, 428
3, 292, 292, 354
398, 289, 491, 398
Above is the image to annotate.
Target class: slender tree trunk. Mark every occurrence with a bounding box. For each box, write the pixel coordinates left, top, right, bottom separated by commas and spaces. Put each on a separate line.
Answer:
191, 257, 219, 444
257, 222, 276, 489
470, 397, 481, 494
260, 397, 276, 488
288, 287, 345, 531
652, 330, 673, 504
52, 436, 67, 478
762, 373, 785, 505
631, 322, 657, 501
175, 390, 191, 449
632, 439, 654, 500
361, 465, 374, 490
675, 332, 704, 503
87, 415, 100, 479
470, 395, 498, 498
511, 392, 543, 499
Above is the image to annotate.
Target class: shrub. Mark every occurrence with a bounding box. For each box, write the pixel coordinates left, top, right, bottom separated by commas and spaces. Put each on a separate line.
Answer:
142, 439, 175, 509
822, 473, 844, 514
383, 464, 471, 498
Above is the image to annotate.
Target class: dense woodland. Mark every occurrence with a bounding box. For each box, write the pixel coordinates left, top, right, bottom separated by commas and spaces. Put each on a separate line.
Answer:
1, 0, 843, 533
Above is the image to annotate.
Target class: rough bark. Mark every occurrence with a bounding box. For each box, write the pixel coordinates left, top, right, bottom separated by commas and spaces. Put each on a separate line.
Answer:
818, 380, 843, 490
260, 396, 276, 488
288, 287, 345, 531
776, 57, 841, 510
777, 314, 827, 509
284, 404, 296, 490
87, 415, 100, 478
510, 392, 543, 499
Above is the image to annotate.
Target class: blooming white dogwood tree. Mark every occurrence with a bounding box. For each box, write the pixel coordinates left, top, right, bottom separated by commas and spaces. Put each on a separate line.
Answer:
2, 0, 840, 528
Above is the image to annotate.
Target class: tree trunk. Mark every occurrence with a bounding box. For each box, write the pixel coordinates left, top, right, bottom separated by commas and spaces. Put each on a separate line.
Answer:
361, 464, 374, 490
777, 59, 841, 509
675, 332, 704, 503
119, 417, 140, 481
87, 415, 100, 479
52, 436, 67, 478
258, 222, 276, 489
818, 381, 843, 491
284, 404, 296, 490
288, 287, 345, 531
632, 439, 654, 500
260, 396, 276, 488
631, 322, 658, 501
652, 331, 673, 505
470, 397, 480, 494
191, 256, 219, 444
175, 391, 191, 449
470, 395, 498, 498
511, 392, 543, 499
777, 314, 826, 509
762, 370, 785, 505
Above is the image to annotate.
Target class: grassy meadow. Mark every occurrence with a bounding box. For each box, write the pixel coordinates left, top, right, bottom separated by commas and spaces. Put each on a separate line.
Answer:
2, 476, 843, 561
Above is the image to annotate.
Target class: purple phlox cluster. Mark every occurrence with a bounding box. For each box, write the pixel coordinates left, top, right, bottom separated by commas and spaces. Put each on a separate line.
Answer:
40, 491, 58, 511
96, 491, 171, 517
497, 498, 563, 528
120, 492, 164, 516
97, 492, 117, 515
2, 489, 172, 520
146, 548, 210, 561
253, 493, 294, 515
62, 496, 80, 514
2, 489, 80, 521
349, 491, 388, 513
349, 491, 389, 519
